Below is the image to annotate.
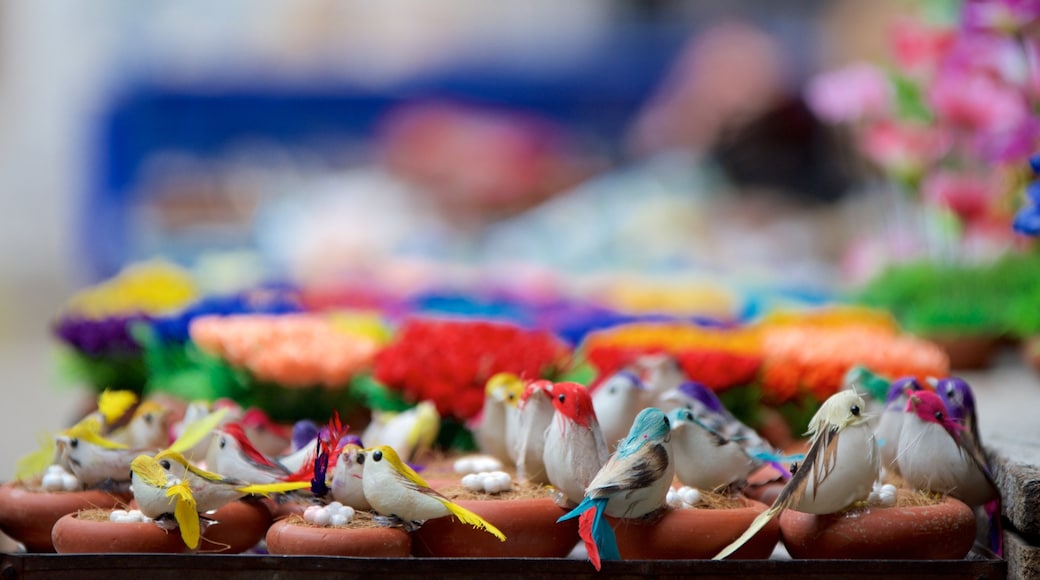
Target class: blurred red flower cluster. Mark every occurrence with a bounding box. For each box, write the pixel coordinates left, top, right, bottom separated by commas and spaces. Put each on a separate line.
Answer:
373, 318, 571, 421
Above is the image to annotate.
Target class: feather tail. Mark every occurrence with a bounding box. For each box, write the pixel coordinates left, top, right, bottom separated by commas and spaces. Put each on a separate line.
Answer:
236, 480, 312, 495
561, 497, 616, 571
443, 501, 506, 541
713, 503, 782, 560
985, 499, 1004, 557
168, 407, 228, 455
15, 433, 55, 481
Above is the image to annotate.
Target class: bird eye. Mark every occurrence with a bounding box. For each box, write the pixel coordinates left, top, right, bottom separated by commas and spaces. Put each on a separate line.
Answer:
356, 452, 365, 465
144, 413, 154, 424
159, 460, 171, 470
608, 387, 616, 395
851, 405, 860, 417
219, 437, 227, 449
557, 394, 566, 403
685, 411, 693, 421
373, 450, 383, 462
69, 438, 79, 449
935, 411, 944, 421
663, 417, 670, 428
507, 393, 515, 401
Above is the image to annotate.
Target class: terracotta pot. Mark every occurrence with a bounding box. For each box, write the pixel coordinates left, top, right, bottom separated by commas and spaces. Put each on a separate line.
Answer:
51, 512, 189, 553
779, 496, 976, 559
610, 496, 778, 559
266, 519, 412, 557
926, 333, 1000, 371
198, 499, 273, 553
411, 497, 579, 558
0, 483, 130, 552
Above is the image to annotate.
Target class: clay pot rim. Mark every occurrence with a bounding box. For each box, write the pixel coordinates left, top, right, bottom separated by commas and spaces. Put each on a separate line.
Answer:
266, 518, 412, 557
51, 510, 189, 554
779, 495, 977, 560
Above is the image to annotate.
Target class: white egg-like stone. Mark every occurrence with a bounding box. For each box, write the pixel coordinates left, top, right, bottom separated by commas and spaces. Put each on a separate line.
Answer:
329, 513, 350, 527
679, 487, 701, 506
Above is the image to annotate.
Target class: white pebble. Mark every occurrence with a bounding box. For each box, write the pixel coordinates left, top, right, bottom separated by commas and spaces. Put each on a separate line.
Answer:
461, 473, 481, 489
127, 509, 150, 523
454, 455, 504, 474
329, 513, 351, 527
460, 471, 513, 494
61, 473, 80, 491
327, 501, 343, 511
311, 509, 331, 526
40, 473, 64, 492
666, 489, 684, 509
678, 486, 701, 506
109, 510, 129, 522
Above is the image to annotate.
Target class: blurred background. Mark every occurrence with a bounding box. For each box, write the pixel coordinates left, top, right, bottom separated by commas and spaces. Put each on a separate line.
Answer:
0, 0, 945, 478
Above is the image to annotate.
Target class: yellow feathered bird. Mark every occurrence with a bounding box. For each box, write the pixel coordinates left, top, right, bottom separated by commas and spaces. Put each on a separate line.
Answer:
15, 388, 139, 482
359, 445, 505, 540
713, 389, 879, 560
132, 452, 309, 549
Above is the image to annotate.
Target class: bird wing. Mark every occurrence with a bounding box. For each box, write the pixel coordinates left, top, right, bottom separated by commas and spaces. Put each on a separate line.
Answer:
167, 482, 200, 549
953, 426, 999, 497
713, 425, 833, 560
588, 442, 669, 497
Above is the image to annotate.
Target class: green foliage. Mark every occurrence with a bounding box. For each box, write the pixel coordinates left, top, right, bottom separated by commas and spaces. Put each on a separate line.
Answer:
55, 347, 147, 395
856, 252, 1040, 338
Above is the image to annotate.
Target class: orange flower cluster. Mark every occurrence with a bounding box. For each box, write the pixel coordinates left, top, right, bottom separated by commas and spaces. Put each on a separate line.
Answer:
581, 307, 949, 404
582, 323, 760, 354
760, 326, 949, 403
190, 314, 379, 388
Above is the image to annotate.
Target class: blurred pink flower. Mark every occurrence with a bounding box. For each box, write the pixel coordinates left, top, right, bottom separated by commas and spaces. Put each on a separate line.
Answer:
859, 121, 950, 178
963, 0, 1040, 35
921, 169, 1003, 222
891, 19, 955, 77
928, 67, 1027, 131
805, 63, 891, 123
973, 117, 1040, 162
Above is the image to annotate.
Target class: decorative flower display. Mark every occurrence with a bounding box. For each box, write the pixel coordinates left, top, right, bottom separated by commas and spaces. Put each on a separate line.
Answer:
190, 314, 379, 388
60, 260, 199, 320
52, 260, 200, 393
372, 318, 572, 422
807, 0, 1040, 267
759, 325, 949, 403
187, 313, 382, 422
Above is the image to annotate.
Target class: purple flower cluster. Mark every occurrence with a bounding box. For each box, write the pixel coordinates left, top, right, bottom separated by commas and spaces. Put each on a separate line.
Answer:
53, 313, 151, 356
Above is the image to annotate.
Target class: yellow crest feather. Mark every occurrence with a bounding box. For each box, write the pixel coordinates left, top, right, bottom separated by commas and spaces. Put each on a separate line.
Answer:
64, 417, 129, 450
804, 389, 868, 438
154, 449, 226, 483
130, 454, 169, 487
369, 445, 430, 488
167, 482, 200, 549
97, 389, 138, 424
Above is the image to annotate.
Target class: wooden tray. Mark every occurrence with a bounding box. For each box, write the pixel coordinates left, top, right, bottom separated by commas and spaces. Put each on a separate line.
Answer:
0, 552, 1006, 579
